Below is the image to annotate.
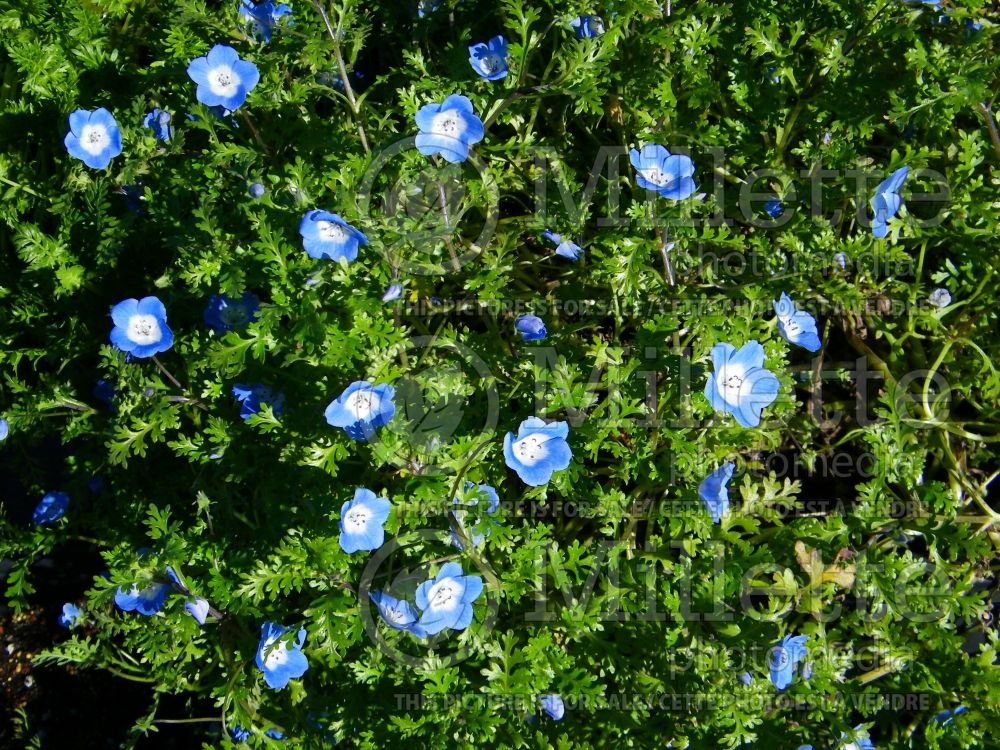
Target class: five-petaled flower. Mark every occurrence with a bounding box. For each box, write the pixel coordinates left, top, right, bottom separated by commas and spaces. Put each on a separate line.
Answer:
415, 561, 484, 635
115, 583, 170, 616
204, 292, 260, 333
339, 488, 392, 553
768, 633, 809, 690
187, 45, 260, 111
239, 0, 292, 43
928, 288, 952, 308
299, 210, 368, 262
516, 314, 547, 341
504, 417, 572, 486
232, 383, 285, 420
143, 108, 173, 142
64, 108, 123, 169
773, 293, 822, 352
699, 463, 735, 524
541, 694, 565, 720
33, 492, 69, 525
869, 166, 908, 238
324, 381, 396, 441
542, 230, 581, 260
629, 144, 698, 200
58, 603, 82, 628
415, 94, 485, 163
704, 341, 780, 428
369, 590, 425, 637
110, 296, 174, 358
450, 481, 500, 549
571, 15, 605, 39
256, 622, 308, 689
468, 35, 509, 80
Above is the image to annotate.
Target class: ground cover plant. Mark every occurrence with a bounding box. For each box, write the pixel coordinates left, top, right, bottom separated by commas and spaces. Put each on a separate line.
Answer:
1, 0, 999, 748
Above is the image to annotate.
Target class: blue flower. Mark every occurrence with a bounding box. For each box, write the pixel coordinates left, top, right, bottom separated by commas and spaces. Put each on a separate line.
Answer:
629, 144, 697, 200
255, 622, 308, 690
33, 491, 69, 525
796, 746, 814, 750
187, 45, 260, 111
928, 288, 951, 308
773, 293, 822, 352
249, 182, 266, 199
834, 252, 848, 270
232, 383, 285, 420
383, 283, 403, 301
185, 598, 210, 625
230, 726, 252, 742
415, 94, 485, 163
468, 35, 508, 80
0, 418, 8, 441
415, 561, 484, 635
699, 463, 735, 524
417, 0, 443, 17
324, 381, 396, 441
339, 488, 392, 553
932, 705, 968, 726
239, 0, 292, 43
768, 634, 809, 690
965, 19, 983, 37
542, 230, 581, 260
503, 417, 572, 486
571, 15, 605, 38
64, 108, 123, 169
143, 108, 173, 141
838, 726, 875, 750
516, 314, 547, 341
870, 166, 908, 238
110, 296, 174, 358
541, 694, 565, 720
738, 671, 753, 686
204, 292, 260, 333
265, 729, 285, 740
299, 210, 368, 262
59, 603, 82, 628
704, 341, 780, 428
115, 583, 170, 616
369, 590, 425, 636
764, 198, 783, 218
450, 481, 500, 549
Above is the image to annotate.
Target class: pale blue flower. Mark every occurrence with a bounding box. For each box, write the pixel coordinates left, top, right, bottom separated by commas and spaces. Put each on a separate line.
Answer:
629, 144, 697, 200
773, 293, 821, 352
186, 598, 210, 625
239, 0, 292, 43
299, 210, 368, 262
115, 583, 170, 616
383, 283, 403, 301
870, 166, 908, 238
187, 45, 260, 111
324, 381, 396, 441
516, 314, 547, 341
109, 296, 174, 358
415, 94, 484, 163
339, 488, 392, 553
256, 621, 308, 689
59, 603, 82, 628
542, 230, 581, 260
503, 417, 572, 486
468, 35, 508, 80
64, 108, 123, 169
928, 288, 951, 308
738, 671, 752, 686
704, 341, 780, 428
768, 633, 809, 690
699, 463, 735, 524
414, 561, 484, 635
0, 418, 8, 441
249, 182, 266, 198
143, 108, 173, 141
369, 590, 425, 636
33, 492, 69, 525
541, 694, 565, 720
571, 15, 605, 38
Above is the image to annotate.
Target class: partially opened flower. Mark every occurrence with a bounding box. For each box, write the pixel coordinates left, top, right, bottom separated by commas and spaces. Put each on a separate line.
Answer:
185, 598, 210, 625
468, 35, 508, 80
115, 583, 170, 616
541, 230, 581, 260
239, 0, 292, 43
503, 417, 572, 486
450, 481, 500, 549
541, 694, 565, 720
324, 381, 396, 441
515, 314, 547, 341
143, 108, 173, 141
768, 633, 809, 690
110, 297, 174, 358
738, 671, 753, 686
232, 383, 285, 420
204, 292, 260, 333
928, 288, 952, 308
338, 488, 392, 553
299, 210, 368, 262
571, 14, 605, 38
415, 94, 484, 163
414, 561, 484, 635
704, 341, 780, 428
59, 603, 82, 628
383, 283, 403, 301
699, 463, 735, 524
869, 166, 908, 238
33, 492, 69, 525
255, 621, 308, 690
249, 182, 266, 199
187, 45, 260, 111
629, 144, 697, 200
369, 590, 425, 636
64, 108, 123, 169
773, 293, 822, 352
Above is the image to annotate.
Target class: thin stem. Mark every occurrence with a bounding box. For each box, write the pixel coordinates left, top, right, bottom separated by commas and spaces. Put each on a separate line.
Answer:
237, 112, 270, 155
153, 717, 221, 725
658, 227, 675, 286
978, 102, 1000, 161
152, 356, 183, 389
313, 0, 370, 154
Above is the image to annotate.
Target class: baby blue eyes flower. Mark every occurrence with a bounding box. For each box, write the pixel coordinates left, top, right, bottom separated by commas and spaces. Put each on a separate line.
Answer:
256, 621, 308, 690
64, 108, 123, 169
339, 488, 392, 553
324, 381, 396, 441
542, 230, 581, 260
870, 165, 908, 238
33, 491, 69, 525
187, 44, 260, 111
468, 35, 508, 80
516, 314, 547, 341
110, 296, 174, 358
115, 583, 170, 616
249, 182, 266, 198
369, 590, 425, 636
928, 288, 952, 308
503, 417, 573, 486
629, 144, 698, 200
768, 633, 809, 690
185, 598, 210, 625
299, 210, 368, 262
204, 291, 260, 333
699, 463, 735, 524
415, 94, 485, 163
143, 108, 173, 141
773, 293, 822, 352
239, 0, 292, 43
59, 603, 82, 628
571, 15, 605, 39
383, 283, 403, 301
232, 383, 285, 420
738, 671, 753, 686
415, 561, 484, 635
704, 341, 780, 428
764, 198, 783, 218
541, 694, 565, 720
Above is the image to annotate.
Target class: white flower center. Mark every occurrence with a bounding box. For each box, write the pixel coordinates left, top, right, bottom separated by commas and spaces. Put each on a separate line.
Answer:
345, 506, 371, 529
640, 167, 672, 187
208, 65, 241, 97
513, 433, 549, 465
316, 220, 348, 243
479, 54, 503, 74
430, 581, 457, 609
263, 638, 290, 669
717, 363, 748, 403
345, 390, 381, 420
80, 124, 110, 155
219, 304, 250, 327
126, 314, 162, 345
384, 604, 408, 624
781, 317, 801, 335
431, 110, 467, 139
